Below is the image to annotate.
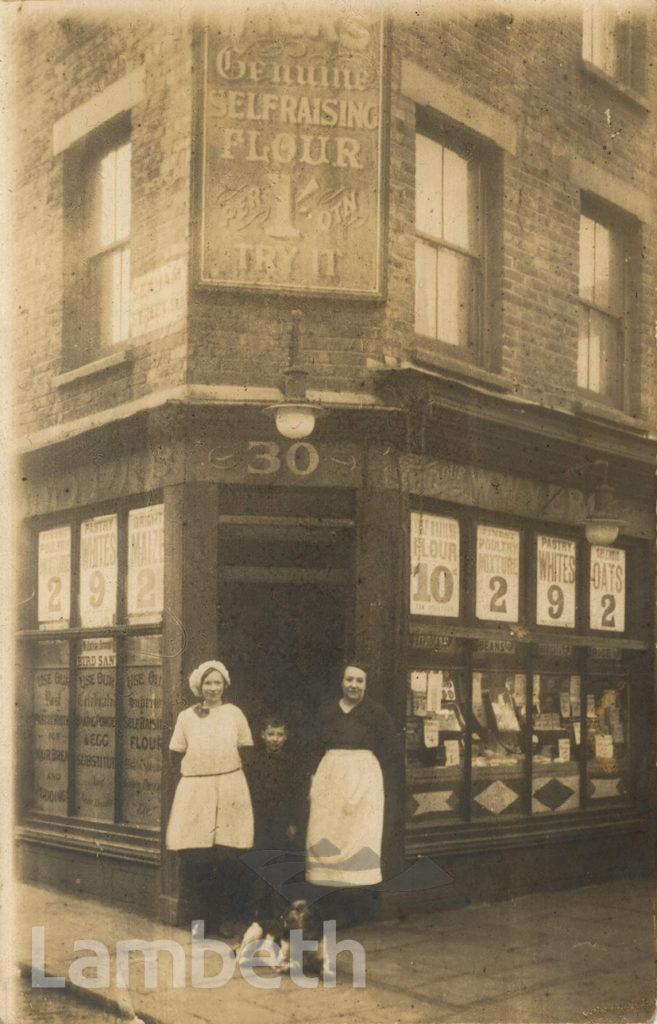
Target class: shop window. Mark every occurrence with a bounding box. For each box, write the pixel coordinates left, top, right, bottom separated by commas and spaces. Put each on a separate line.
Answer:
403, 508, 642, 837
582, 5, 646, 93
26, 504, 163, 826
471, 670, 526, 818
585, 675, 630, 804
531, 673, 582, 813
63, 118, 131, 368
414, 131, 483, 358
406, 665, 467, 827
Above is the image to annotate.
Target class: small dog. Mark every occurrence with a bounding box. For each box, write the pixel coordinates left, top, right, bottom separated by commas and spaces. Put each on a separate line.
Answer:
235, 899, 331, 978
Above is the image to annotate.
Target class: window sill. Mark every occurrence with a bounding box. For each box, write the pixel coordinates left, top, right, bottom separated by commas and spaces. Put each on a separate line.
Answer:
55, 345, 134, 387
574, 397, 651, 435
406, 344, 511, 393
580, 60, 650, 112
16, 814, 160, 864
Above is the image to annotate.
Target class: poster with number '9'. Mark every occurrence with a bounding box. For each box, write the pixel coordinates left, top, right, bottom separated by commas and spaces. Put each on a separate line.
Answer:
475, 524, 520, 622
79, 515, 118, 628
410, 512, 460, 618
127, 505, 164, 624
536, 535, 576, 628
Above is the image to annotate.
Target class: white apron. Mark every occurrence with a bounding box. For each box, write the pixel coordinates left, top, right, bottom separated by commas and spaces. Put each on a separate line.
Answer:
165, 769, 254, 850
305, 749, 384, 886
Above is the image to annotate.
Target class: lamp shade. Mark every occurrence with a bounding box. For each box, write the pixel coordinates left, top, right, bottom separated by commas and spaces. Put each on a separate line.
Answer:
274, 403, 317, 440
584, 519, 620, 546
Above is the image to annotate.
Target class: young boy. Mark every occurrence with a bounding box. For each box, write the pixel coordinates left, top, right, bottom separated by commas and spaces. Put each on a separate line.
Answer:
245, 713, 307, 920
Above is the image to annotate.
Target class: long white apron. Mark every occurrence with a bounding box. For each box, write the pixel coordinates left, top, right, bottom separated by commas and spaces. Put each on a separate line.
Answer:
305, 749, 384, 886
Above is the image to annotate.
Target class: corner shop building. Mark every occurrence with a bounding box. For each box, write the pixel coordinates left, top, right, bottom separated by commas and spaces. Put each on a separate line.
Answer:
12, 10, 656, 920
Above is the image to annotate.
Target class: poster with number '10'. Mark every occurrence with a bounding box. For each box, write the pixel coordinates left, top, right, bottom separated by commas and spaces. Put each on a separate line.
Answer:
409, 512, 460, 618
475, 524, 520, 622
590, 546, 625, 632
127, 505, 164, 624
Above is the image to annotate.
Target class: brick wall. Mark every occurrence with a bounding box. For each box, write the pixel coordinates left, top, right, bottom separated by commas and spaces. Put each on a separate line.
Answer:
11, 10, 657, 438
11, 10, 193, 438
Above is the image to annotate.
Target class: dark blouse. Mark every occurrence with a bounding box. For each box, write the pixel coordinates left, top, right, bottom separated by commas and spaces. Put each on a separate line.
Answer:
312, 696, 402, 773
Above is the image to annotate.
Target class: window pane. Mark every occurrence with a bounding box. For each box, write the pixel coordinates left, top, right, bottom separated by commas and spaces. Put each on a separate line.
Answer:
588, 316, 602, 392
472, 671, 526, 819
120, 636, 163, 827
98, 150, 118, 248
415, 134, 443, 238
593, 221, 611, 308
443, 147, 470, 249
531, 673, 581, 813
586, 678, 630, 804
115, 143, 131, 241
415, 239, 437, 338
31, 641, 70, 816
596, 310, 620, 396
437, 248, 466, 346
406, 669, 467, 826
120, 247, 131, 343
579, 215, 595, 301
577, 305, 591, 388
73, 638, 116, 822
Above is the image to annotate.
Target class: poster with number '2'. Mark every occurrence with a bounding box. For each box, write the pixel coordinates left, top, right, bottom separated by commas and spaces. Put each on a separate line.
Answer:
475, 524, 520, 622
127, 505, 165, 624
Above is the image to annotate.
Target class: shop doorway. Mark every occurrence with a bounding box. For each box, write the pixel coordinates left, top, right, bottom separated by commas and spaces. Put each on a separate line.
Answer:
216, 507, 353, 763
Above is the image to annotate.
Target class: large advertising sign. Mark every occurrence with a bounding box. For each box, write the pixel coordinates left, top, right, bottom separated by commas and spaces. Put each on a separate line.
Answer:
536, 535, 576, 628
410, 512, 460, 618
590, 546, 625, 632
38, 526, 71, 629
79, 515, 118, 628
475, 525, 520, 622
199, 13, 384, 295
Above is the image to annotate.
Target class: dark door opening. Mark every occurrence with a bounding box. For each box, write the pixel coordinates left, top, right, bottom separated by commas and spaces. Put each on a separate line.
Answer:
217, 581, 347, 761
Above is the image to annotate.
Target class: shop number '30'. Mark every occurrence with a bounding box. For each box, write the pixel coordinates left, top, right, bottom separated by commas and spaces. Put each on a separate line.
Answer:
247, 441, 320, 476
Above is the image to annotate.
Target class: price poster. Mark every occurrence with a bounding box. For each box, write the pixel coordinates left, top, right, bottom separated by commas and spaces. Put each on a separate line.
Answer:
79, 515, 118, 628
38, 526, 71, 629
410, 513, 460, 618
590, 546, 625, 632
536, 535, 576, 628
127, 505, 164, 624
475, 525, 520, 622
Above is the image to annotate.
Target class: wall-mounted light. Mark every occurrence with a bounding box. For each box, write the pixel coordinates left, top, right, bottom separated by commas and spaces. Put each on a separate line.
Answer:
541, 459, 625, 546
582, 463, 624, 546
264, 310, 326, 439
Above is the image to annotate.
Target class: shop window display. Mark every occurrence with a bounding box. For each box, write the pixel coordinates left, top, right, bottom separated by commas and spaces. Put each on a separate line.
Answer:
586, 676, 630, 804
471, 671, 526, 817
406, 668, 467, 824
531, 673, 582, 813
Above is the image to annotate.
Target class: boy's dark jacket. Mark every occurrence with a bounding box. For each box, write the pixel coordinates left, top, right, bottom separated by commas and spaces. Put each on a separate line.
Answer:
245, 745, 308, 849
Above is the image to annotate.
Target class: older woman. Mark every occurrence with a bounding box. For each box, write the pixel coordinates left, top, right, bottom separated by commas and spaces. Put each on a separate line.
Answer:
166, 660, 254, 935
305, 660, 401, 894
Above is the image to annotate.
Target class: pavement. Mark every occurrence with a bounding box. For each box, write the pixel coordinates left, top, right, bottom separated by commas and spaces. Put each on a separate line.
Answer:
2, 877, 655, 1024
